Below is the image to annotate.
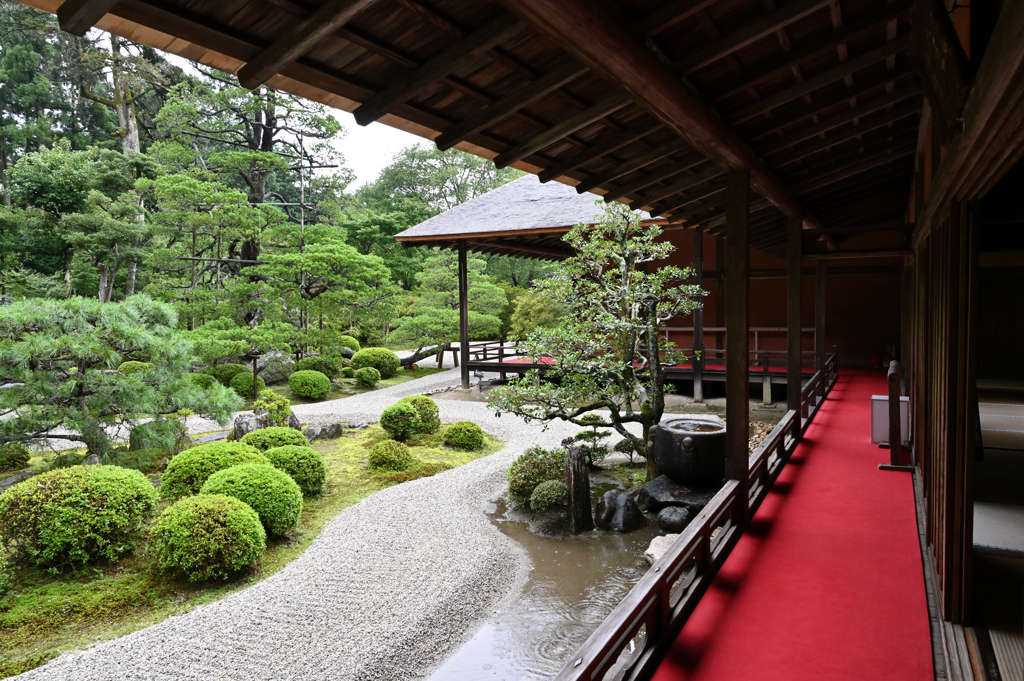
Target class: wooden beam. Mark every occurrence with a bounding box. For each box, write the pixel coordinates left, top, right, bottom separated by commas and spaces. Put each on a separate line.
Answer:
782, 132, 919, 181
435, 61, 587, 151
808, 220, 910, 235
570, 136, 690, 192
466, 240, 572, 259
353, 12, 522, 126
787, 213, 803, 417
790, 143, 916, 193
631, 0, 718, 37
693, 228, 705, 402
538, 121, 663, 184
458, 240, 470, 389
237, 0, 380, 89
638, 164, 724, 206
654, 181, 728, 217
57, 0, 119, 36
807, 249, 913, 259
772, 104, 921, 168
725, 168, 750, 521
909, 0, 972, 136
602, 155, 705, 202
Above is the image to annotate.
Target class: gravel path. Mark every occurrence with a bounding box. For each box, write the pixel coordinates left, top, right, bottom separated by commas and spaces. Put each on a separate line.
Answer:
16, 368, 587, 681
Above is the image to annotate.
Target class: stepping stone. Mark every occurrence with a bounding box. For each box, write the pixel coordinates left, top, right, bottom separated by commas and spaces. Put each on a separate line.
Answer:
192, 431, 229, 443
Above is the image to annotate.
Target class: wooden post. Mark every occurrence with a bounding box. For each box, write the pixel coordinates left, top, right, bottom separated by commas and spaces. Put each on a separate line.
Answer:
880, 360, 913, 472
692, 228, 704, 402
787, 214, 803, 443
566, 445, 594, 534
457, 240, 470, 389
725, 168, 750, 523
815, 259, 826, 402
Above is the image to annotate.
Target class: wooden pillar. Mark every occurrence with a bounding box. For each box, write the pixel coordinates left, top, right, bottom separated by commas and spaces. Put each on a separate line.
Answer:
787, 214, 803, 441
815, 259, 826, 392
692, 228, 704, 402
715, 237, 725, 351
725, 168, 750, 522
457, 240, 470, 389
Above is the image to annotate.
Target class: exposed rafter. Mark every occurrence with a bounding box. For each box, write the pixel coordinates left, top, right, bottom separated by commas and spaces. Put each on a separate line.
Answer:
56, 0, 119, 36
601, 155, 706, 202
571, 137, 691, 193
538, 119, 662, 182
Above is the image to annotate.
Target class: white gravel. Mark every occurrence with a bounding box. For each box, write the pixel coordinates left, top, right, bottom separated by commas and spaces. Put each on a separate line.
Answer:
15, 368, 588, 681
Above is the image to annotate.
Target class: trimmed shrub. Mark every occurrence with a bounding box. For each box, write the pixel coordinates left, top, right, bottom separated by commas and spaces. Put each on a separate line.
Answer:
160, 442, 268, 501
367, 440, 413, 471
229, 371, 265, 399
117, 360, 153, 375
0, 443, 31, 471
208, 363, 247, 387
354, 366, 379, 388
351, 348, 401, 379
0, 465, 157, 568
336, 335, 361, 353
150, 494, 265, 582
380, 402, 420, 441
443, 421, 484, 451
201, 463, 303, 536
507, 446, 565, 503
288, 369, 331, 400
530, 479, 568, 512
187, 372, 217, 390
240, 426, 308, 452
264, 445, 326, 496
399, 395, 440, 434
293, 356, 341, 380
341, 367, 354, 379
373, 461, 450, 485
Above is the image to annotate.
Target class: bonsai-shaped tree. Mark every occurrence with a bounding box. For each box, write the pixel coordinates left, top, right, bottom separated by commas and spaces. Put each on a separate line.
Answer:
488, 203, 705, 481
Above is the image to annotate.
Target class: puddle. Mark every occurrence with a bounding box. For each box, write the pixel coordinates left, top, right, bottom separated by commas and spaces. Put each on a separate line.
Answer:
429, 475, 660, 680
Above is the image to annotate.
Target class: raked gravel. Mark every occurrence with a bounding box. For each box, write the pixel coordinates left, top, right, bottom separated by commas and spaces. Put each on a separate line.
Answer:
16, 368, 595, 681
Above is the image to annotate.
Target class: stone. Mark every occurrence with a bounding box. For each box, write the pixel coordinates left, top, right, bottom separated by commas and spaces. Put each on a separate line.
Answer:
304, 423, 344, 442
82, 453, 102, 466
191, 431, 229, 444
648, 415, 727, 486
287, 412, 302, 431
257, 352, 295, 385
232, 411, 302, 441
644, 534, 679, 566
633, 475, 717, 515
657, 506, 692, 533
0, 470, 36, 493
594, 490, 646, 533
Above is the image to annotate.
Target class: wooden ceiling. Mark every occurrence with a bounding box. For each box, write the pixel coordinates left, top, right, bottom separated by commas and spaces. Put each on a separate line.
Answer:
36, 0, 923, 259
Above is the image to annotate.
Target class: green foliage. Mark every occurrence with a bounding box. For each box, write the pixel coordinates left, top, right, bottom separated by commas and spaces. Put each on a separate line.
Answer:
104, 447, 165, 474
341, 367, 355, 379
187, 373, 217, 390
510, 291, 564, 339
10, 139, 91, 217
0, 443, 31, 471
159, 442, 267, 501
0, 465, 157, 569
367, 440, 413, 471
507, 446, 565, 503
380, 402, 421, 442
354, 366, 379, 387
240, 426, 307, 452
150, 494, 266, 582
200, 463, 303, 536
336, 335, 361, 352
399, 395, 440, 434
208, 363, 247, 386
351, 348, 401, 379
293, 356, 341, 380
288, 369, 331, 400
632, 472, 646, 488
573, 414, 611, 466
229, 371, 265, 399
127, 416, 189, 456
443, 421, 484, 451
529, 480, 568, 512
264, 445, 326, 497
252, 390, 292, 428
117, 361, 153, 375
372, 461, 450, 485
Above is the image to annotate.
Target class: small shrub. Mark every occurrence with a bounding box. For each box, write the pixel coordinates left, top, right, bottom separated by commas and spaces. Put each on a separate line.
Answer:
160, 442, 268, 500
443, 421, 484, 451
117, 360, 153, 375
530, 480, 568, 512
294, 356, 341, 380
336, 335, 361, 353
187, 372, 217, 390
264, 445, 326, 496
400, 395, 440, 434
44, 451, 84, 470
351, 348, 401, 379
354, 366, 380, 388
150, 494, 265, 582
200, 463, 303, 536
207, 363, 248, 387
380, 402, 421, 441
341, 367, 354, 379
0, 465, 157, 568
367, 440, 413, 471
252, 389, 292, 428
632, 472, 646, 488
288, 369, 331, 400
229, 371, 265, 399
507, 446, 566, 503
105, 447, 165, 474
373, 461, 450, 484
240, 426, 308, 452
0, 443, 31, 471
128, 416, 189, 456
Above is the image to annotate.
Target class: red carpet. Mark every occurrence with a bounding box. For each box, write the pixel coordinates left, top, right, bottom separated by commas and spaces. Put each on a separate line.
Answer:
653, 371, 933, 681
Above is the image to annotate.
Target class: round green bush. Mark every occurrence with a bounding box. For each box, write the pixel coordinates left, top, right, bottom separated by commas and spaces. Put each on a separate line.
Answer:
288, 369, 331, 400
200, 463, 303, 536
265, 445, 326, 496
341, 366, 355, 379
380, 401, 421, 441
336, 335, 361, 353
367, 440, 413, 471
507, 446, 566, 503
0, 442, 31, 471
354, 366, 380, 388
443, 421, 485, 451
293, 356, 341, 380
229, 371, 266, 399
208, 363, 248, 387
150, 494, 266, 582
160, 442, 268, 501
351, 348, 401, 379
0, 465, 157, 568
187, 372, 217, 390
117, 360, 153, 375
399, 396, 440, 434
240, 426, 308, 452
530, 479, 568, 512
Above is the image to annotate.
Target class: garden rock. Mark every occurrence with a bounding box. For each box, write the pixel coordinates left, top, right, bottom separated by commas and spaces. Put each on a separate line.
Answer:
192, 431, 229, 443
644, 534, 679, 565
257, 352, 294, 384
658, 506, 692, 533
633, 475, 717, 515
232, 411, 302, 441
0, 470, 36, 493
82, 453, 102, 466
303, 423, 344, 442
595, 490, 646, 533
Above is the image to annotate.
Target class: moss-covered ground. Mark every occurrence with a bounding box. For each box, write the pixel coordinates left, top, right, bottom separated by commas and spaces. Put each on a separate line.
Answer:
0, 424, 500, 678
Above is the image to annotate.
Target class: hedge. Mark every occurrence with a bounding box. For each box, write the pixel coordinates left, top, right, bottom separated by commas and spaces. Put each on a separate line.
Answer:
399, 395, 440, 434
201, 463, 303, 536
229, 371, 265, 399
264, 445, 326, 496
288, 369, 331, 400
240, 426, 308, 452
293, 356, 341, 380
443, 421, 484, 451
160, 442, 268, 500
351, 348, 401, 379
367, 440, 414, 471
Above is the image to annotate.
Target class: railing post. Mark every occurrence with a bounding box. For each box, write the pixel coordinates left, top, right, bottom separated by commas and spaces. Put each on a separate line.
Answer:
879, 360, 913, 472
499, 342, 506, 381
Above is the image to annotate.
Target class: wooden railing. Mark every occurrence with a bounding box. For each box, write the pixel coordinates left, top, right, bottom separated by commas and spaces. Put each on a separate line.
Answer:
553, 349, 839, 681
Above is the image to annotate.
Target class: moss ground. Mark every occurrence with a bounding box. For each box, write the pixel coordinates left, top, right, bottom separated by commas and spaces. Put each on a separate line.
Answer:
0, 424, 500, 678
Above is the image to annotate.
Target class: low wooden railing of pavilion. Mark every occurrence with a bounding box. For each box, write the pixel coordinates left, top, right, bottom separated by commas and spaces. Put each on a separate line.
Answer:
552, 349, 838, 681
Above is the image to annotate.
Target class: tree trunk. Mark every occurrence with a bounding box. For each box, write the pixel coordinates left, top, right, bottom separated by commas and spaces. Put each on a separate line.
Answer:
110, 37, 141, 156
400, 343, 451, 368
566, 445, 594, 534
97, 263, 109, 302
125, 258, 137, 296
